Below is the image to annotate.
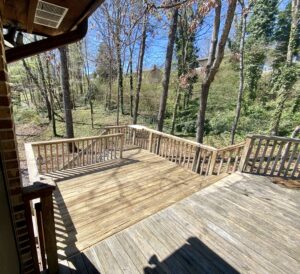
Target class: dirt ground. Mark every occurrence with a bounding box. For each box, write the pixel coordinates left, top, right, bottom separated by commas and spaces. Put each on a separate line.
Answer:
15, 124, 47, 186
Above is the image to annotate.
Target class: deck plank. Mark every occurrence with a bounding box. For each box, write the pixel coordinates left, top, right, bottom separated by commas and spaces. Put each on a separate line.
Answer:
55, 149, 300, 274
54, 149, 224, 258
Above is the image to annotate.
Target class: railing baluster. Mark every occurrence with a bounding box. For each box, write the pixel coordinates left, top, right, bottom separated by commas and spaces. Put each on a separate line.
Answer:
284, 143, 299, 177
50, 144, 54, 172
263, 140, 277, 175
62, 142, 65, 169
56, 143, 59, 170
270, 141, 284, 176
250, 138, 262, 173
257, 139, 270, 174
44, 144, 48, 173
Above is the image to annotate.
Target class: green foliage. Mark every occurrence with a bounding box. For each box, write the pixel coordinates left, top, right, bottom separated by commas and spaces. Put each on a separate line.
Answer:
247, 0, 278, 43
244, 0, 278, 101
14, 108, 41, 124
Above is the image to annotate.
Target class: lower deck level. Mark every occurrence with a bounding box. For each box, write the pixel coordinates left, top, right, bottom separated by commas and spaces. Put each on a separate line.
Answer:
53, 149, 300, 273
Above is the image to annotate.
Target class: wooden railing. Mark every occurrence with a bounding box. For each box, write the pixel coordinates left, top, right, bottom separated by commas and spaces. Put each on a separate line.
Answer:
27, 133, 124, 175
103, 125, 244, 176
239, 135, 300, 178
22, 182, 58, 274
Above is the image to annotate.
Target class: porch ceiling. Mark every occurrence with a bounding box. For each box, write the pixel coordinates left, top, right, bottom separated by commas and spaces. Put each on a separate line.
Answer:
2, 0, 104, 37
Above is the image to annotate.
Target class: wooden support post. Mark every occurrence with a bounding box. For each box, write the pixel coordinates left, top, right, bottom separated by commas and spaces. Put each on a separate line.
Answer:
23, 200, 40, 273
35, 203, 47, 271
238, 137, 253, 172
208, 150, 218, 175
41, 194, 58, 274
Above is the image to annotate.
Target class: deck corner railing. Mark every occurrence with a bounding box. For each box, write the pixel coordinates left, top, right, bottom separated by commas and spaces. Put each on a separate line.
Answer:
103, 125, 245, 176
26, 133, 125, 176
239, 135, 300, 178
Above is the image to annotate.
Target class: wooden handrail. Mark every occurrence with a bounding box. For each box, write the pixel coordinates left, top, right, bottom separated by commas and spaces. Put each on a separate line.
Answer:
30, 133, 123, 145
247, 134, 300, 143
128, 125, 217, 151
22, 182, 58, 274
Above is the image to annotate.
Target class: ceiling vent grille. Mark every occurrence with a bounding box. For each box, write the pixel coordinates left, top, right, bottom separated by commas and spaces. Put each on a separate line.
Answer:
34, 0, 68, 29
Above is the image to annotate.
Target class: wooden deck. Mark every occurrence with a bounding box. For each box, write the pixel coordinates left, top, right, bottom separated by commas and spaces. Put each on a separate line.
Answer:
57, 171, 300, 274
53, 149, 224, 260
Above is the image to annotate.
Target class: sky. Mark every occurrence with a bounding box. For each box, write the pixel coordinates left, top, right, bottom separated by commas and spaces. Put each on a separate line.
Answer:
84, 0, 290, 74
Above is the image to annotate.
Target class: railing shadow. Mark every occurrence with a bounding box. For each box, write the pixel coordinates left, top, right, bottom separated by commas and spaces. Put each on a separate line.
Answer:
53, 149, 145, 273
144, 237, 240, 274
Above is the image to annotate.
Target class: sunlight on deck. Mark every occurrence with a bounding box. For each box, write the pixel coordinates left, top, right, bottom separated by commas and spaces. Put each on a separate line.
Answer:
58, 172, 300, 274
53, 149, 224, 260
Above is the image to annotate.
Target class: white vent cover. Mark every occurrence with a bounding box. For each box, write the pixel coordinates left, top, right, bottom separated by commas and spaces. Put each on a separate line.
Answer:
34, 0, 68, 29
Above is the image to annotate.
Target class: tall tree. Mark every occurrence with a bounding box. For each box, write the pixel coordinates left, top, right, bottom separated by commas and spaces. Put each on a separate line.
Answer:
157, 5, 179, 132
230, 0, 248, 144
59, 46, 75, 144
244, 0, 278, 101
176, 7, 198, 109
270, 0, 299, 135
133, 12, 148, 124
196, 0, 237, 143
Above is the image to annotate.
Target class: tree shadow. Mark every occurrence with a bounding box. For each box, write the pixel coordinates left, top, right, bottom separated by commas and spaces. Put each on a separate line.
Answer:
144, 237, 240, 274
53, 149, 146, 273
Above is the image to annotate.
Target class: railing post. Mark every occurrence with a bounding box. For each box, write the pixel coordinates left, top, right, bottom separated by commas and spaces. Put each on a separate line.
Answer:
238, 137, 253, 172
148, 132, 153, 152
41, 193, 58, 274
208, 150, 218, 175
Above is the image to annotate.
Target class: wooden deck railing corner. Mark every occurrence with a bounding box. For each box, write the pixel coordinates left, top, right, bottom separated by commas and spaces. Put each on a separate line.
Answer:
22, 181, 58, 274
238, 134, 300, 178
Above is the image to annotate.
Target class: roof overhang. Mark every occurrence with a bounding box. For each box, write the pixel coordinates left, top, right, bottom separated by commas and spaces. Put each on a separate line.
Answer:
1, 0, 104, 62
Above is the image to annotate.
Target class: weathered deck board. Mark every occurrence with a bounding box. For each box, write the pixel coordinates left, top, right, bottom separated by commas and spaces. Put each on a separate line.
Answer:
54, 149, 225, 259
59, 172, 300, 274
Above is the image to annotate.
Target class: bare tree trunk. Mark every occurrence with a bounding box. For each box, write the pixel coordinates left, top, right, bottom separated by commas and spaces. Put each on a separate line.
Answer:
196, 0, 237, 143
59, 46, 75, 144
107, 61, 112, 110
230, 1, 247, 145
129, 49, 134, 117
133, 14, 147, 125
46, 59, 58, 137
157, 6, 179, 132
171, 85, 180, 135
84, 39, 94, 128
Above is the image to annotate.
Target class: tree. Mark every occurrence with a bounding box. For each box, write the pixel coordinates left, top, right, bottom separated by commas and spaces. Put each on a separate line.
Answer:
244, 0, 278, 101
270, 0, 299, 135
58, 46, 75, 145
230, 0, 248, 144
157, 5, 179, 132
133, 11, 148, 124
175, 7, 198, 109
196, 0, 237, 143
172, 6, 199, 134
22, 59, 52, 120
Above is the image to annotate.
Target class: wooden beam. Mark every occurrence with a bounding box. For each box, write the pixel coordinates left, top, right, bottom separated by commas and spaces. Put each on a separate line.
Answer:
27, 0, 38, 33
70, 0, 105, 30
0, 0, 5, 17
6, 19, 88, 63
